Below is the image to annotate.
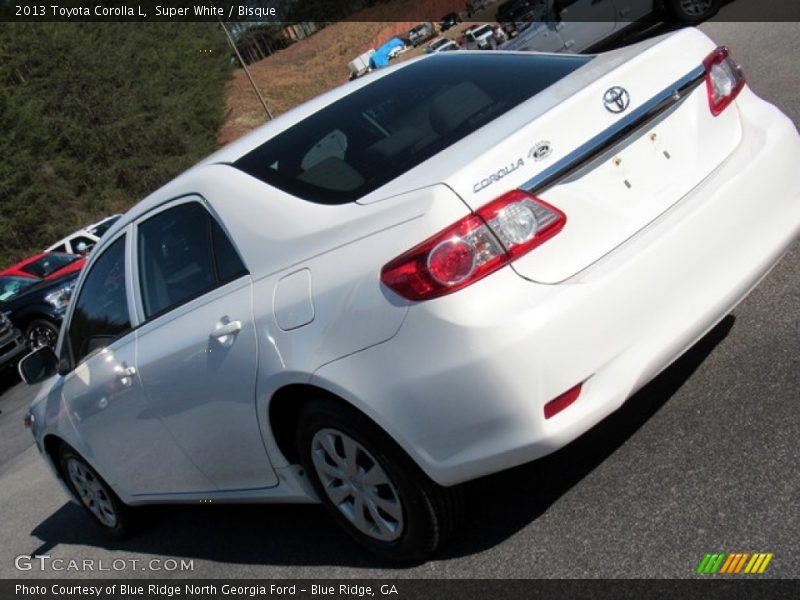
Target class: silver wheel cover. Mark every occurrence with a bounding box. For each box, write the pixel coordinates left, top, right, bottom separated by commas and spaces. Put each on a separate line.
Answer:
311, 428, 404, 542
66, 458, 118, 528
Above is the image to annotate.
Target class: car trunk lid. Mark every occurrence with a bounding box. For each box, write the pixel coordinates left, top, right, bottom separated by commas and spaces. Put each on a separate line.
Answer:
442, 28, 743, 283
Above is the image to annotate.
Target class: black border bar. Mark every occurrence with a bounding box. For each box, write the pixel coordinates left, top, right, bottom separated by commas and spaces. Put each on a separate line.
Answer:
2, 0, 800, 23
5, 579, 800, 600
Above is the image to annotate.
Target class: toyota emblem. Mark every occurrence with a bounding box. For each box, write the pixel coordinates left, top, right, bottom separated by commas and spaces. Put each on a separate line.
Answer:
603, 86, 630, 114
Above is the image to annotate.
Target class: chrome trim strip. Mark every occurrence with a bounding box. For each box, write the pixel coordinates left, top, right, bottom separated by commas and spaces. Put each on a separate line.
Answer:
522, 65, 707, 194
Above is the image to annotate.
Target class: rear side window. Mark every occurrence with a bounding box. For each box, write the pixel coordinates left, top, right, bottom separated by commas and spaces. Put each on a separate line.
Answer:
234, 53, 592, 204
210, 218, 248, 282
137, 202, 247, 320
68, 236, 131, 364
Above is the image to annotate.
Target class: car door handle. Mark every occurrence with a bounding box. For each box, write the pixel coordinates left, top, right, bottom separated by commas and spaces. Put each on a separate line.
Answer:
117, 365, 136, 387
211, 320, 242, 338
210, 319, 242, 347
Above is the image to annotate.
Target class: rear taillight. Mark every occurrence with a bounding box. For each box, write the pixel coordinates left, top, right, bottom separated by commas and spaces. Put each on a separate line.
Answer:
703, 46, 745, 117
543, 383, 582, 419
381, 190, 565, 301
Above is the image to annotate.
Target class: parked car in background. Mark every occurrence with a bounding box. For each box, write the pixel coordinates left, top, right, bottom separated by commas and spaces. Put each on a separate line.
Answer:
45, 214, 122, 255
495, 0, 528, 23
465, 0, 487, 16
499, 2, 545, 38
425, 38, 460, 54
369, 38, 407, 70
0, 252, 85, 281
464, 24, 496, 49
408, 22, 436, 47
18, 29, 800, 562
503, 0, 722, 54
496, 0, 535, 38
2, 272, 78, 351
439, 12, 462, 32
348, 48, 376, 80
0, 297, 27, 372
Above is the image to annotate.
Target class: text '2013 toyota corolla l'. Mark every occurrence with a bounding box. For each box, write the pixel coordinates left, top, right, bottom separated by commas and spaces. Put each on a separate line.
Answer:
20, 28, 800, 561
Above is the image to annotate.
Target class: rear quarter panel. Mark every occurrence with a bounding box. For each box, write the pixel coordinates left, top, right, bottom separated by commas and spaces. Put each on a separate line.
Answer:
188, 165, 469, 466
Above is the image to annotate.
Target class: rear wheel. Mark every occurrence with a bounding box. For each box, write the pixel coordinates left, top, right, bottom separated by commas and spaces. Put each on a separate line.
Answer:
667, 0, 717, 22
58, 446, 133, 538
25, 319, 59, 351
297, 399, 463, 561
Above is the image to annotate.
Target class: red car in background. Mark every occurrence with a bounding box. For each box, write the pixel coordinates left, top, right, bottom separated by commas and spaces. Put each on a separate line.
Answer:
0, 252, 86, 354
0, 252, 85, 281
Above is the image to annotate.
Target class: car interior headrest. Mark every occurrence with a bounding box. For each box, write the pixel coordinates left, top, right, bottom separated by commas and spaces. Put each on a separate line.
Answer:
429, 82, 493, 136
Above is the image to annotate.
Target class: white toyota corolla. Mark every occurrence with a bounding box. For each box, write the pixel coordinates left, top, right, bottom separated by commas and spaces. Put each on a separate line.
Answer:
20, 28, 800, 561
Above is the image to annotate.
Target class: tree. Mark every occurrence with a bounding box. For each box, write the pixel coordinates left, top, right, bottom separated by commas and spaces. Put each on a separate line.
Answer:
0, 23, 233, 265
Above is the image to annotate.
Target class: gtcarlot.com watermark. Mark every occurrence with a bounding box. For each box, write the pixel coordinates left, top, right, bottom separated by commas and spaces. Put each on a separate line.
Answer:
15, 554, 194, 572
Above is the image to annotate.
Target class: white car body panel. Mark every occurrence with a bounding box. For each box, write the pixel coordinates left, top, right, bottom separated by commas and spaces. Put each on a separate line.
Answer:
314, 85, 800, 484
26, 28, 800, 507
441, 30, 740, 282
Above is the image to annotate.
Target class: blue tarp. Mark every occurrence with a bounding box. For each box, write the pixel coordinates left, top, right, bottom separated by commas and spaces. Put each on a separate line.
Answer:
369, 37, 405, 70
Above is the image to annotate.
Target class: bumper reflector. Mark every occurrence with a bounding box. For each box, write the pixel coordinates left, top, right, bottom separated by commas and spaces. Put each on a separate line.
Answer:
544, 383, 583, 419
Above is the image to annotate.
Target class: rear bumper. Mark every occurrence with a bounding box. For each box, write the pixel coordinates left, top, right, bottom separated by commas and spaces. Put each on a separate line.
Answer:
312, 87, 800, 486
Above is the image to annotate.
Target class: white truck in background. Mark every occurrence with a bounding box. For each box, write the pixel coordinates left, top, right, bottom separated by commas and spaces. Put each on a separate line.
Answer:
348, 48, 375, 80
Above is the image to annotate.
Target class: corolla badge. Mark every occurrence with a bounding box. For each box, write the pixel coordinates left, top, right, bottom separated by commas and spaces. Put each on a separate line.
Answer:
528, 141, 553, 162
603, 86, 630, 114
473, 158, 525, 193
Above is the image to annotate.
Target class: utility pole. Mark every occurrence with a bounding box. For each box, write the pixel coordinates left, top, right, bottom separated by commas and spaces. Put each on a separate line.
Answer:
218, 19, 274, 121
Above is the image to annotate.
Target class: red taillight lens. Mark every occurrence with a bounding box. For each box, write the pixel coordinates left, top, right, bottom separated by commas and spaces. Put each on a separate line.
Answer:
543, 383, 582, 419
381, 190, 566, 301
703, 46, 745, 116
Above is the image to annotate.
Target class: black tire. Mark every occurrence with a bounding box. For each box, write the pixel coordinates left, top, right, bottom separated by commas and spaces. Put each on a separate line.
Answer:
297, 399, 464, 562
667, 0, 718, 23
25, 319, 59, 351
58, 445, 133, 539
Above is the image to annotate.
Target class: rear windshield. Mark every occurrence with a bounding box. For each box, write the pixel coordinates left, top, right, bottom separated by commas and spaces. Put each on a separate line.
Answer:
234, 52, 592, 204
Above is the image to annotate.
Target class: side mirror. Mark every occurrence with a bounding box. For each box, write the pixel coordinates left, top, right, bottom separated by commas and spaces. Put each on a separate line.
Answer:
75, 242, 89, 255
18, 347, 59, 384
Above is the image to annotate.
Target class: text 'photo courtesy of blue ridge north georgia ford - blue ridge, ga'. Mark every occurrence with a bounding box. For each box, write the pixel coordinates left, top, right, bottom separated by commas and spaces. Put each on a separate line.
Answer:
0, 0, 798, 582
